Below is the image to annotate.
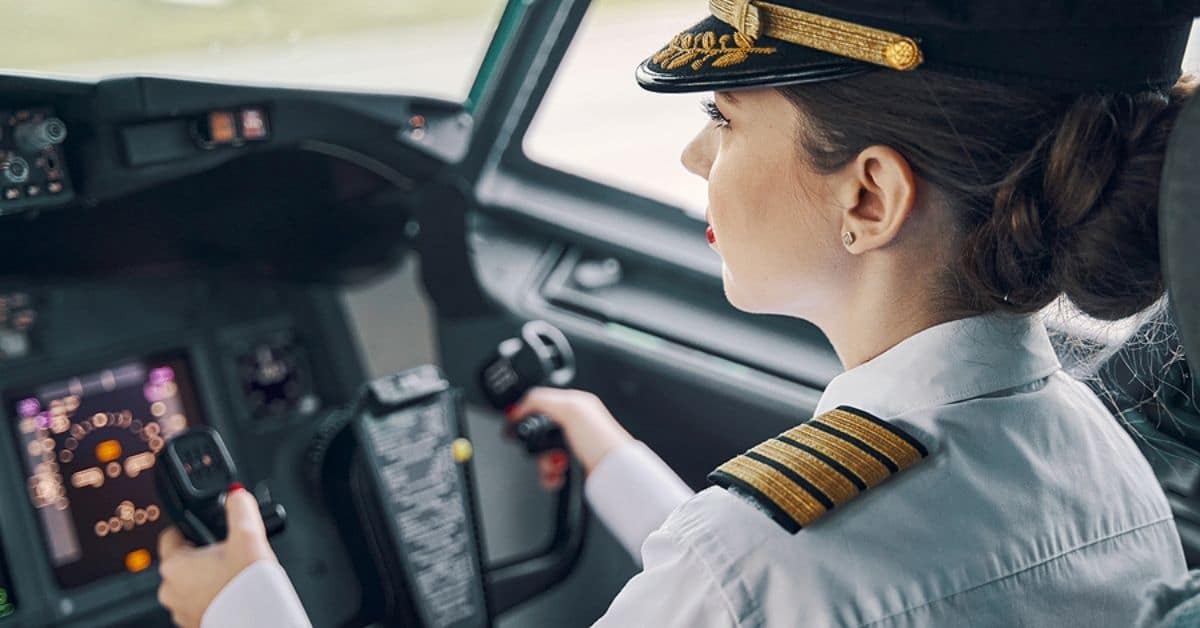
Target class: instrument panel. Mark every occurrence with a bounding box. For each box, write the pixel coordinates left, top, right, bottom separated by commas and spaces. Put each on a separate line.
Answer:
8, 354, 204, 589
0, 107, 72, 216
0, 280, 367, 627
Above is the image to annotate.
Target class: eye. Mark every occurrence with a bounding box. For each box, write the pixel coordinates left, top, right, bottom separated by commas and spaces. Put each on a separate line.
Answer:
700, 98, 730, 128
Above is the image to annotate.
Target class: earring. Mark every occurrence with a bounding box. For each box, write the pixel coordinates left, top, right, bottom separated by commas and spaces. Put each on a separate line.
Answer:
842, 231, 856, 247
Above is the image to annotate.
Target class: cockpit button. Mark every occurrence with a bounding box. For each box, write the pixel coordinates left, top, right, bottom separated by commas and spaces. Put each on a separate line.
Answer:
240, 108, 269, 141
15, 117, 67, 152
2, 157, 29, 184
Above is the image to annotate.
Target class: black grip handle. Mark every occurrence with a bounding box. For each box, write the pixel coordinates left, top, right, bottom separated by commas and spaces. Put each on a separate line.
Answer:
513, 414, 566, 454
477, 321, 588, 613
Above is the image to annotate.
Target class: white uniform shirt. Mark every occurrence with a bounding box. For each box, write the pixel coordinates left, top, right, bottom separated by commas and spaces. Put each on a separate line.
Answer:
201, 313, 1186, 628
592, 313, 1186, 627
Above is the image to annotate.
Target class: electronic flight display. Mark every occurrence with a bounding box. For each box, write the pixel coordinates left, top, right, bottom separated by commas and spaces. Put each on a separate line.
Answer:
9, 354, 205, 588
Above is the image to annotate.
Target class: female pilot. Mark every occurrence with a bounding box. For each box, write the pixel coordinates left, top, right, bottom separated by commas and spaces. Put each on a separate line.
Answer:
157, 1, 1200, 626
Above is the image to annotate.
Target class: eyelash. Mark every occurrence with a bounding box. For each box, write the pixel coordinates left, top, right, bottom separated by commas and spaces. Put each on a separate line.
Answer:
700, 98, 730, 128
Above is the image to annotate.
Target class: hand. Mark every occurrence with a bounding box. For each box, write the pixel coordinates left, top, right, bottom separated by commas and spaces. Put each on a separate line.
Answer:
505, 387, 634, 491
157, 485, 275, 628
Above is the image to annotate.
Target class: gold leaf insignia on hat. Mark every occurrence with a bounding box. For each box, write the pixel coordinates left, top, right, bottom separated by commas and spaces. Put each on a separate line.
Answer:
651, 30, 777, 72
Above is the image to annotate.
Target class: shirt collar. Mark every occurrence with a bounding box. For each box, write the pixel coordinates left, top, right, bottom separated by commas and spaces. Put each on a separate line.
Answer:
814, 313, 1062, 419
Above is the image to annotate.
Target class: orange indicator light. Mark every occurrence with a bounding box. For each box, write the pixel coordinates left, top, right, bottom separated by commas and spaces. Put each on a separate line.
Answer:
208, 111, 237, 145
96, 439, 122, 463
125, 548, 152, 573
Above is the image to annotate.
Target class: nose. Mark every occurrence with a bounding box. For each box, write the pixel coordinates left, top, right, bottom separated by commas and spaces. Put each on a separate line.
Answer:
681, 126, 714, 180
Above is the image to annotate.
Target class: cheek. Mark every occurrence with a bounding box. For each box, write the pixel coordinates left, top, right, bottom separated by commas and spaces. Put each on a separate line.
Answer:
712, 163, 839, 310
707, 149, 774, 241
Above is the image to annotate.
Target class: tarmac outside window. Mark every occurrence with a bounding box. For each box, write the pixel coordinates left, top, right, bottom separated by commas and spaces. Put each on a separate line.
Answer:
7, 0, 505, 102
524, 0, 709, 219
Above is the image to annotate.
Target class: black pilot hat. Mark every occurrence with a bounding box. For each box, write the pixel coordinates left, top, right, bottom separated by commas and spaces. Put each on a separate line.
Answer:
636, 1, 1200, 93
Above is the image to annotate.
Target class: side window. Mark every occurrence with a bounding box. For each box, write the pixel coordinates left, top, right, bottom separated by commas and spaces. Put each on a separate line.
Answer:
524, 0, 708, 218
11, 1, 506, 102
528, 12, 1200, 221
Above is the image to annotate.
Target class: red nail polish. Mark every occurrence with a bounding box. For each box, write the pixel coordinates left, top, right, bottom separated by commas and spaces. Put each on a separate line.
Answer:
504, 404, 517, 418
706, 226, 715, 244
228, 482, 244, 493
549, 451, 568, 467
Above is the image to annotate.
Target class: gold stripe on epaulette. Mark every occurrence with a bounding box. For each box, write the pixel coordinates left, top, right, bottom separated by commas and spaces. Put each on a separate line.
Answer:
708, 0, 924, 71
783, 424, 891, 485
814, 408, 924, 468
753, 439, 859, 505
717, 455, 828, 525
711, 406, 929, 531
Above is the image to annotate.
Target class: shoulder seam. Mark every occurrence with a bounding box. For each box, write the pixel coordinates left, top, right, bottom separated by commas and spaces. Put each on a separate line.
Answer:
855, 516, 1177, 627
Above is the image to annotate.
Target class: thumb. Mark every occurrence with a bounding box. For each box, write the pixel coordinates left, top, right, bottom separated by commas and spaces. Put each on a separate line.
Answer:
224, 485, 266, 542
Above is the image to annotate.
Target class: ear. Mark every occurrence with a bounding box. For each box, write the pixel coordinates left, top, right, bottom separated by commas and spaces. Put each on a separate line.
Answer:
832, 145, 917, 253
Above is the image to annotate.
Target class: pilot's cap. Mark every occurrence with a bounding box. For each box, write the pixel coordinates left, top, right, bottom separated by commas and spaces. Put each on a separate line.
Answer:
635, 1, 1200, 93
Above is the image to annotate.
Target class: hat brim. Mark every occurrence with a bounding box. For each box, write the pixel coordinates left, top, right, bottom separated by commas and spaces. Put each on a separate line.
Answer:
635, 15, 874, 94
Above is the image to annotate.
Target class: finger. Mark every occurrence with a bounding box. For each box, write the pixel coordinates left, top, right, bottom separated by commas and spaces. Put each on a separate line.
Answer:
157, 582, 173, 609
537, 451, 568, 491
547, 449, 569, 470
158, 526, 188, 561
224, 484, 266, 541
505, 386, 561, 422
537, 450, 569, 475
540, 470, 565, 491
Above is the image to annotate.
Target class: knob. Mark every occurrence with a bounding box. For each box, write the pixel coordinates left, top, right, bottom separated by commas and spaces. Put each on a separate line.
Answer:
15, 118, 67, 153
513, 414, 567, 454
2, 157, 30, 184
479, 321, 576, 454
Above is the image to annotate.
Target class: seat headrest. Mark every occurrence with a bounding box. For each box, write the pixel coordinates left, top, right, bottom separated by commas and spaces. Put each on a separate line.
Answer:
1162, 90, 1200, 364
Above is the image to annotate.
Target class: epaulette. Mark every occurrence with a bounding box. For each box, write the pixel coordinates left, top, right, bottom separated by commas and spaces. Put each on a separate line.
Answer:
708, 405, 930, 533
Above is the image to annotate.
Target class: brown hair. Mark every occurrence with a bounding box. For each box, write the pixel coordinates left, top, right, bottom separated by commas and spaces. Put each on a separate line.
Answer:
778, 72, 1198, 321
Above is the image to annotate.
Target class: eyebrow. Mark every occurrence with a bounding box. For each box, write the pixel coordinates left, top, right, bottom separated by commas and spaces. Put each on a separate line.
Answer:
716, 90, 739, 106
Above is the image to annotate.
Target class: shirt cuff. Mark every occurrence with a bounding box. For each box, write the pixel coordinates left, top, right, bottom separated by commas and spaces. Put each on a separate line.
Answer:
585, 440, 695, 564
202, 559, 312, 628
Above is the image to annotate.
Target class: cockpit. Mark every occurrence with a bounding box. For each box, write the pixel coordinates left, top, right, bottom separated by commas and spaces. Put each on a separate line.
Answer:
2, 2, 1200, 627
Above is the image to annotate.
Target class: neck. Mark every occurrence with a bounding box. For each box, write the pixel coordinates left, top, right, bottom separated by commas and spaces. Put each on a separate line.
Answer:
814, 270, 957, 370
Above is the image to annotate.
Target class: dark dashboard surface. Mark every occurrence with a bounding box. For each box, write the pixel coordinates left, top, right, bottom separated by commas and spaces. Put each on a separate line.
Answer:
0, 73, 478, 284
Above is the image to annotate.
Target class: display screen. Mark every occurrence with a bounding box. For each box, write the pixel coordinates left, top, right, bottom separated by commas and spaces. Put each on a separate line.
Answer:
9, 354, 205, 588
0, 544, 14, 618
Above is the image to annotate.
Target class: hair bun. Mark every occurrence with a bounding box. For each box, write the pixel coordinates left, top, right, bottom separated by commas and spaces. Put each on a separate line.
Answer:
984, 75, 1197, 321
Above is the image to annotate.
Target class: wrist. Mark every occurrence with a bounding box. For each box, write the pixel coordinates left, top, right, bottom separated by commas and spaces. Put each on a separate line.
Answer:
581, 430, 635, 475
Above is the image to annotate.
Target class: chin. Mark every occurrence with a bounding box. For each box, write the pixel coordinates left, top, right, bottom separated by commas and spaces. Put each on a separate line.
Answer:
721, 270, 799, 317
721, 272, 767, 314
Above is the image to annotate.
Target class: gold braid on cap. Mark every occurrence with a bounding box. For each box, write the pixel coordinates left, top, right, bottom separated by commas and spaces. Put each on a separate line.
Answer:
708, 0, 924, 71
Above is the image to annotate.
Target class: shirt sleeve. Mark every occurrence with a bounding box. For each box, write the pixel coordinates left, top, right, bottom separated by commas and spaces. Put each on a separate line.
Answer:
201, 559, 312, 628
584, 440, 695, 562
591, 522, 739, 628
